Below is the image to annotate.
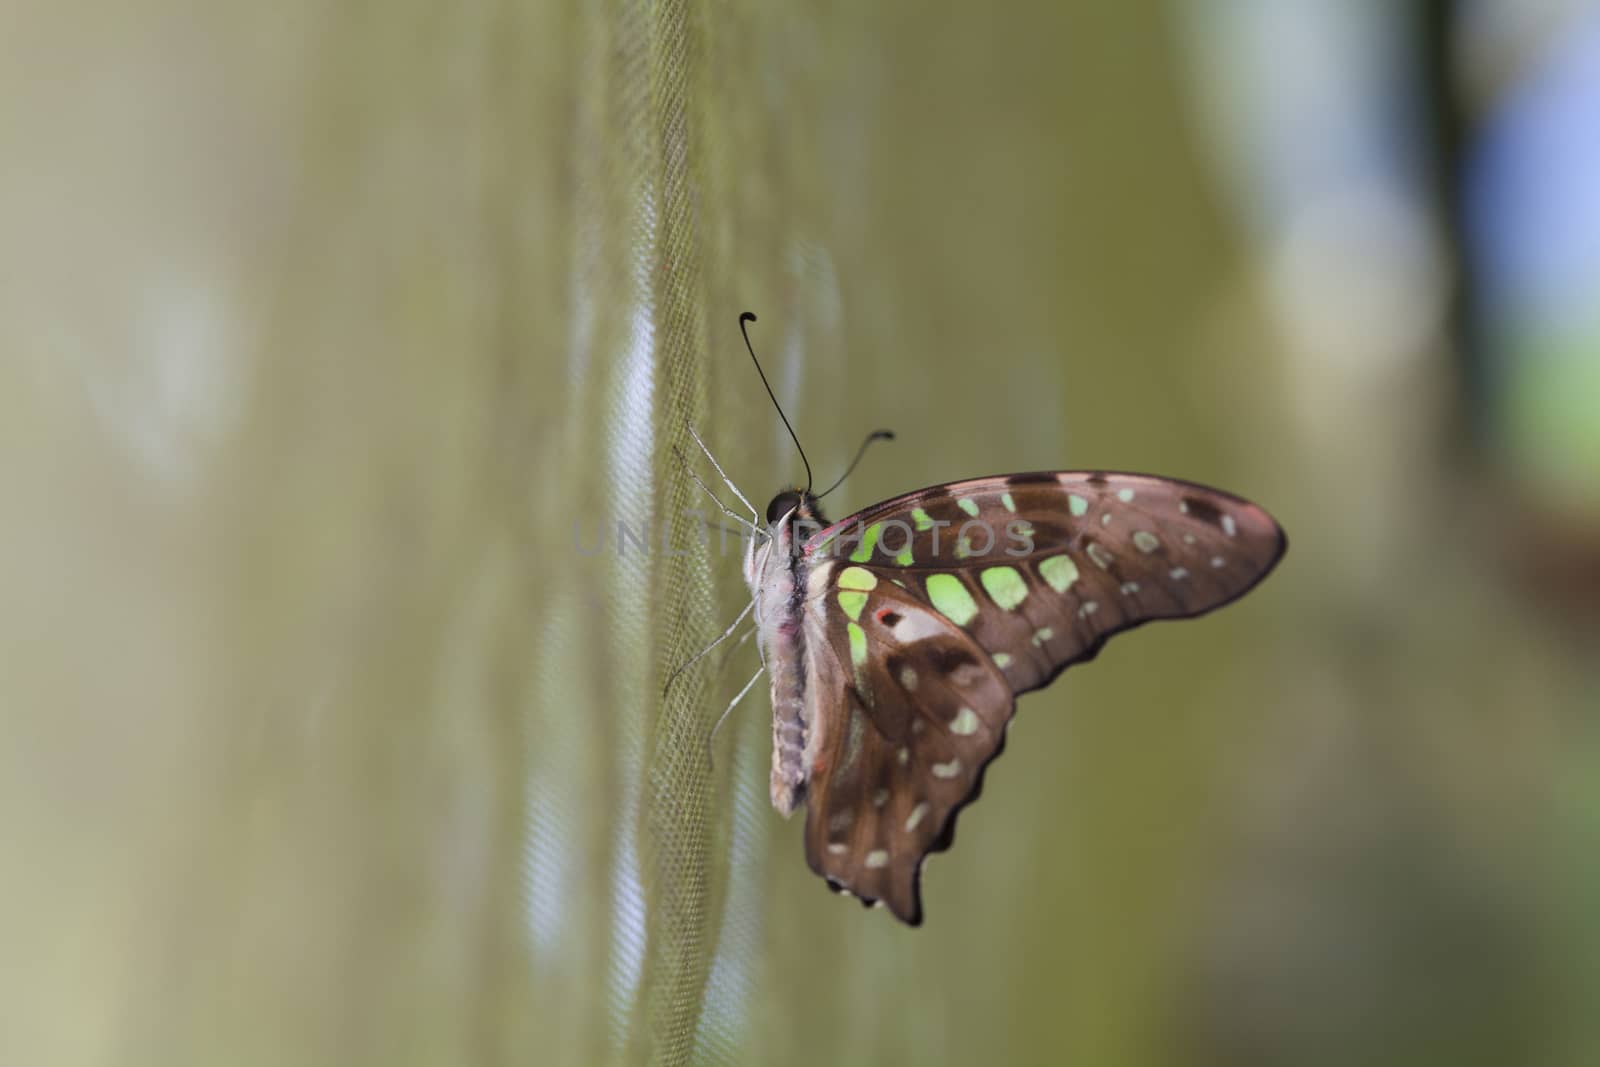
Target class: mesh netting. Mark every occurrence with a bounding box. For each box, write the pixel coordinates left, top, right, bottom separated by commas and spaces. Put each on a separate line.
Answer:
4, 3, 1584, 1066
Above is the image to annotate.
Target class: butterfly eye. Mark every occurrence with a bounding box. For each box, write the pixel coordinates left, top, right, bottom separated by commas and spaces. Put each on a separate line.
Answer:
766, 491, 803, 524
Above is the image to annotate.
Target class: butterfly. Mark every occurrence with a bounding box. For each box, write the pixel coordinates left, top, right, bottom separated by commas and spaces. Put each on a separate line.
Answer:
694, 314, 1286, 926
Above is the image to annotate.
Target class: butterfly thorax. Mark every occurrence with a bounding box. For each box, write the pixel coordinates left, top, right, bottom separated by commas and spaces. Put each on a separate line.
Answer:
747, 489, 830, 816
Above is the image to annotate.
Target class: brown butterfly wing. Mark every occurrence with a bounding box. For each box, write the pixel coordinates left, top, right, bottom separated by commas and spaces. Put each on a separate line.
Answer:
806, 472, 1287, 695
796, 472, 1286, 924
800, 570, 1011, 924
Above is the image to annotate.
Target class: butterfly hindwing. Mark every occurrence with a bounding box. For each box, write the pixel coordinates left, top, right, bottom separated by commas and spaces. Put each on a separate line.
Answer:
793, 472, 1286, 923
801, 564, 1013, 924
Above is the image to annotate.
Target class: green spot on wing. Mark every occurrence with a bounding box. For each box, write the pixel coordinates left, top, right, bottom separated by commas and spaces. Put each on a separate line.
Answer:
992, 652, 1013, 668
1069, 494, 1089, 517
911, 507, 935, 531
979, 566, 1029, 610
958, 498, 981, 518
1001, 493, 1016, 513
924, 573, 979, 626
849, 522, 883, 563
838, 566, 878, 591
1039, 554, 1080, 593
838, 590, 868, 622
848, 622, 868, 667
895, 549, 914, 567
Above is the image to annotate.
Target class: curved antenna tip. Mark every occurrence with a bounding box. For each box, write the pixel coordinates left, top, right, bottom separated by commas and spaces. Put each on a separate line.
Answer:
737, 311, 811, 492
816, 427, 897, 500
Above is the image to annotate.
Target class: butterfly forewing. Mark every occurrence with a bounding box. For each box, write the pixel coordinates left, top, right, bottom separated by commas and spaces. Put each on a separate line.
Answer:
792, 472, 1285, 922
806, 472, 1285, 693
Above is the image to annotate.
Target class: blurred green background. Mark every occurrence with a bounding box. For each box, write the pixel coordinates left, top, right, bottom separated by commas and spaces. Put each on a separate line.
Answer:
3, 2, 1599, 1066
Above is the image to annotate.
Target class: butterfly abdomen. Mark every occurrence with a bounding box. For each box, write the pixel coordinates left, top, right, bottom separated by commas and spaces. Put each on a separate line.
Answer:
768, 629, 808, 818
750, 521, 816, 817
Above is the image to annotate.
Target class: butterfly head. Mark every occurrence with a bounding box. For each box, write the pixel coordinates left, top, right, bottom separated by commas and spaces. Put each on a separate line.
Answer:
764, 489, 831, 549
764, 489, 825, 526
746, 489, 830, 586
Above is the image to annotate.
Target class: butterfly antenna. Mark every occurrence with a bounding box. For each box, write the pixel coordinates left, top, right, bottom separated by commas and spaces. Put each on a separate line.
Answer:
739, 312, 813, 493
817, 429, 895, 500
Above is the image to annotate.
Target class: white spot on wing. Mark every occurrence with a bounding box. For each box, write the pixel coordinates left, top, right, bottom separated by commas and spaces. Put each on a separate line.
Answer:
932, 758, 961, 779
891, 612, 948, 644
866, 849, 890, 869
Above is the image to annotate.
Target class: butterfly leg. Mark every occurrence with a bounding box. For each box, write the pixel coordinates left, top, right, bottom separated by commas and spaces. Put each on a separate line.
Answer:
705, 664, 765, 771
717, 623, 758, 669
725, 618, 767, 685
674, 445, 763, 537
688, 426, 761, 524
661, 596, 756, 699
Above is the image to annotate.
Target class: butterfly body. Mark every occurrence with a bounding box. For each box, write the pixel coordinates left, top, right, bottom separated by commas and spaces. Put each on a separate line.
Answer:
740, 470, 1286, 926
745, 489, 830, 816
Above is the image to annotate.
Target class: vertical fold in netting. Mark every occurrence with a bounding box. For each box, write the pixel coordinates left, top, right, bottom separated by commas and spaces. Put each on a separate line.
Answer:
530, 0, 735, 1062
635, 0, 726, 1063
